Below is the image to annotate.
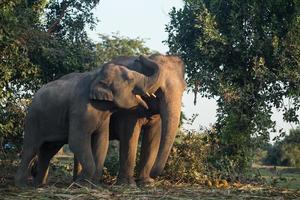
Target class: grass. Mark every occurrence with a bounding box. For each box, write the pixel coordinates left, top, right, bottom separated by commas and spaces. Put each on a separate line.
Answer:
253, 164, 300, 190
1, 155, 300, 199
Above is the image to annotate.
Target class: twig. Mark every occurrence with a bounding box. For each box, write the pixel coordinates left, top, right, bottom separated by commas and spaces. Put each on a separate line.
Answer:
66, 181, 81, 191
83, 178, 98, 188
47, 0, 72, 34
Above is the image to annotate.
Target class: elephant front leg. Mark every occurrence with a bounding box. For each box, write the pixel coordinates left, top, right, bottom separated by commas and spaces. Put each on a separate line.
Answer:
69, 130, 95, 183
117, 119, 141, 186
138, 115, 161, 186
91, 118, 110, 183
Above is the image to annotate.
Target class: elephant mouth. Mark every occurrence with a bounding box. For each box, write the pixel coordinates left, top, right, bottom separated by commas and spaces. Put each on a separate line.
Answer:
132, 86, 157, 110
132, 91, 157, 110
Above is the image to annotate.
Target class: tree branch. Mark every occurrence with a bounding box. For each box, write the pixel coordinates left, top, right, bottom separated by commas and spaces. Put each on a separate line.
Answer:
47, 1, 72, 34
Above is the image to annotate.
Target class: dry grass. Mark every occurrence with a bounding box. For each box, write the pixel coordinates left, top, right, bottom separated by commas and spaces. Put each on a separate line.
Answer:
2, 172, 300, 199
1, 181, 300, 200
1, 156, 300, 200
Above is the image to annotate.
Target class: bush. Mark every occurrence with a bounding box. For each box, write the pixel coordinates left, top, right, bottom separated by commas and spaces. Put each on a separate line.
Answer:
280, 144, 300, 167
0, 99, 29, 159
163, 130, 209, 183
263, 127, 300, 167
162, 127, 233, 183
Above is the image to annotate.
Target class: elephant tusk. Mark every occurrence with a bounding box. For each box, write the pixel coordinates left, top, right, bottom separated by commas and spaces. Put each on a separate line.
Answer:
135, 95, 149, 109
151, 93, 156, 98
146, 92, 151, 97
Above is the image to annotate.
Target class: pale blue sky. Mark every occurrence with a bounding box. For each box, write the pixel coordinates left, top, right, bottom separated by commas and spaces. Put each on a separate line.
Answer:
87, 0, 297, 139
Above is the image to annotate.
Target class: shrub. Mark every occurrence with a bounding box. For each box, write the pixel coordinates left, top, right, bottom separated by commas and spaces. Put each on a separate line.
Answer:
280, 144, 300, 167
162, 128, 221, 183
263, 127, 300, 167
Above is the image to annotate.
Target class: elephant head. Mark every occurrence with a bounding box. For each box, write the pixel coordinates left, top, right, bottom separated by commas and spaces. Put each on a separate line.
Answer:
90, 58, 161, 109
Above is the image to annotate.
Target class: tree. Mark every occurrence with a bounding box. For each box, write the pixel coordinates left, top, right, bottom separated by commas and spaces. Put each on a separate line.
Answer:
94, 33, 151, 67
0, 1, 153, 156
1, 1, 42, 154
264, 127, 300, 167
0, 0, 100, 154
166, 0, 300, 172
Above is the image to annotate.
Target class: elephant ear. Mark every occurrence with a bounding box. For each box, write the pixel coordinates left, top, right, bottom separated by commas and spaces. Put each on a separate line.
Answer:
89, 79, 113, 101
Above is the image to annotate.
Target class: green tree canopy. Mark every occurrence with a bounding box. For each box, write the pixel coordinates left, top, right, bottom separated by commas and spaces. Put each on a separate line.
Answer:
166, 0, 300, 171
94, 33, 151, 66
0, 1, 152, 155
1, 1, 100, 148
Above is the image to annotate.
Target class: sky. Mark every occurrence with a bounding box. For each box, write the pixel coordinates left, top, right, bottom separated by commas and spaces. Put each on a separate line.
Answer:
87, 0, 297, 139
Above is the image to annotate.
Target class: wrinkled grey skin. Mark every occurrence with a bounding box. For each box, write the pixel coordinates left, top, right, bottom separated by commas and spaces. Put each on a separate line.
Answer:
14, 56, 161, 187
74, 54, 186, 186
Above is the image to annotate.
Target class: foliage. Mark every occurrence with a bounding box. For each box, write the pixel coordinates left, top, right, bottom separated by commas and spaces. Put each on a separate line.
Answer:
94, 33, 151, 66
253, 148, 268, 165
28, 34, 97, 83
44, 0, 100, 40
1, 0, 43, 155
0, 0, 99, 154
163, 129, 211, 183
163, 126, 245, 184
166, 0, 300, 173
264, 127, 300, 167
280, 143, 300, 167
0, 0, 153, 157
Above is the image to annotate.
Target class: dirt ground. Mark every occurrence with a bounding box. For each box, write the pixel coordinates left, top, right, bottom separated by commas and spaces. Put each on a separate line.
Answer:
1, 171, 300, 199
1, 156, 300, 200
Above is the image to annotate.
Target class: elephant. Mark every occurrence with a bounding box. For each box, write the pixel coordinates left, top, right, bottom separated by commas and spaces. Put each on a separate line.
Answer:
74, 54, 186, 186
14, 55, 161, 187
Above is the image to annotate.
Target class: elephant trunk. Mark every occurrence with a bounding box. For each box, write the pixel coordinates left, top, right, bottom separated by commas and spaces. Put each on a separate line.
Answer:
136, 55, 162, 94
150, 90, 182, 177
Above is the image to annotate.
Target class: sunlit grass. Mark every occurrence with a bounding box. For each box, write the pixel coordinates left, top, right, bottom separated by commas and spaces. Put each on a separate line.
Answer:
253, 165, 300, 190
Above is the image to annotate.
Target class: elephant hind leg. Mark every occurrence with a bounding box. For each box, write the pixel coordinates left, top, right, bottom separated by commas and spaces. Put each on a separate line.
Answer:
15, 144, 38, 187
33, 142, 64, 187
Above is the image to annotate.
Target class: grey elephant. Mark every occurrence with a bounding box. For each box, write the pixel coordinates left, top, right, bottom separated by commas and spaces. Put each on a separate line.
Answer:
74, 54, 186, 186
14, 56, 161, 187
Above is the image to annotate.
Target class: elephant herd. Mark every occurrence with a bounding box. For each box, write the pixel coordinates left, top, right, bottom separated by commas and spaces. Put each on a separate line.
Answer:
14, 54, 186, 188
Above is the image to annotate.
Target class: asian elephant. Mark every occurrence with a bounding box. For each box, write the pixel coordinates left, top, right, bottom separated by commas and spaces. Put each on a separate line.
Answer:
74, 54, 186, 186
15, 56, 161, 187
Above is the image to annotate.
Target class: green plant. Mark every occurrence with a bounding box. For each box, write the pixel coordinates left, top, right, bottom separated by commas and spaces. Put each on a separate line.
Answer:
166, 0, 300, 174
264, 127, 300, 167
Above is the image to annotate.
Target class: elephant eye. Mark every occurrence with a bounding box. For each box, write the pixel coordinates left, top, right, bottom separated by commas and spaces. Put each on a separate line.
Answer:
127, 77, 134, 84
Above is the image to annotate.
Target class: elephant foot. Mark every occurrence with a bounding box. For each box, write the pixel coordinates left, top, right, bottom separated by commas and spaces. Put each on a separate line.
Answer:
116, 177, 136, 187
32, 177, 48, 188
136, 177, 155, 187
32, 180, 44, 188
